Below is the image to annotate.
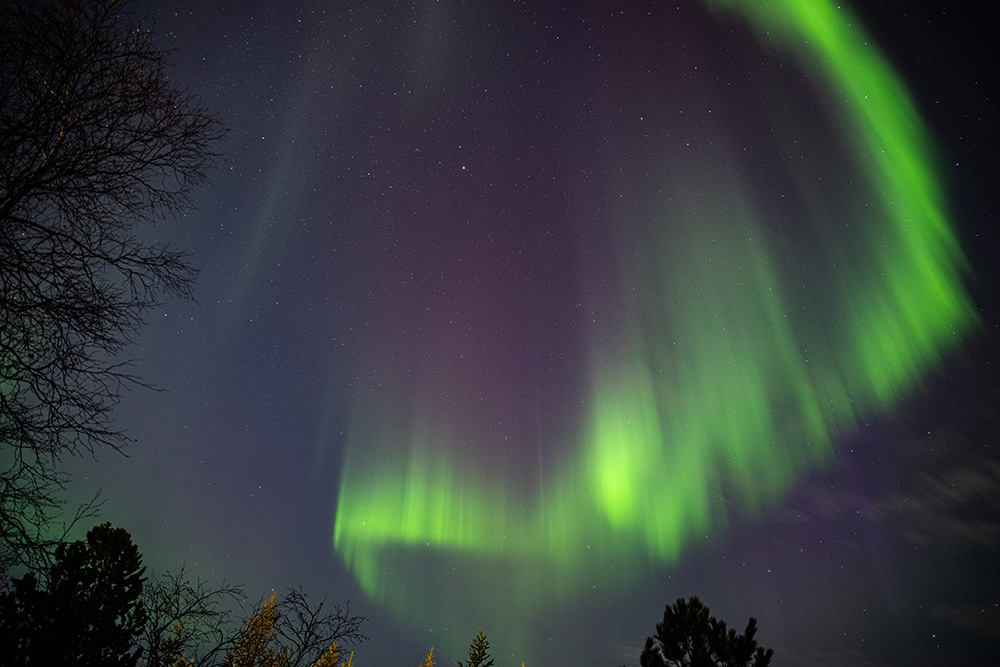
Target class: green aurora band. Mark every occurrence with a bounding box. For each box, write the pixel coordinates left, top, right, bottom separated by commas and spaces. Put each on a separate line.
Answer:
333, 0, 977, 653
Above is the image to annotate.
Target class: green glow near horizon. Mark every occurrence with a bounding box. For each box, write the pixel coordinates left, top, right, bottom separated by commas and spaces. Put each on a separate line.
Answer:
333, 0, 977, 655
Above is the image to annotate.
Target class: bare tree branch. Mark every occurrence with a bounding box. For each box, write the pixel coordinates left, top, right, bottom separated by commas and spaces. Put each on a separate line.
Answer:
136, 574, 368, 667
272, 588, 369, 667
0, 0, 224, 570
138, 567, 245, 667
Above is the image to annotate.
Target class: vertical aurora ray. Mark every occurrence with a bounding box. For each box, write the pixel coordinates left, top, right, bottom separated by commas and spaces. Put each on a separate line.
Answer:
332, 0, 977, 657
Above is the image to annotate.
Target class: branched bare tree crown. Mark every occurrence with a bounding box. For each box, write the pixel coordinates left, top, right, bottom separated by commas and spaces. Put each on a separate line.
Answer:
0, 0, 224, 568
137, 573, 368, 667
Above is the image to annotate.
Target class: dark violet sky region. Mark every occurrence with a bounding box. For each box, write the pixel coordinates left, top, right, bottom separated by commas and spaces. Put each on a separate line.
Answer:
64, 1, 998, 665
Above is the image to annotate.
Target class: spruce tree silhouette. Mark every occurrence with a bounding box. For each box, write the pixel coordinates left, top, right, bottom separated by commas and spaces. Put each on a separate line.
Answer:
457, 629, 494, 667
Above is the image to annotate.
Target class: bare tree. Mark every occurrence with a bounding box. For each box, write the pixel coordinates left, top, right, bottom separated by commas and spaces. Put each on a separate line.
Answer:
137, 572, 368, 667
0, 466, 102, 573
271, 588, 368, 667
0, 0, 224, 569
138, 567, 245, 667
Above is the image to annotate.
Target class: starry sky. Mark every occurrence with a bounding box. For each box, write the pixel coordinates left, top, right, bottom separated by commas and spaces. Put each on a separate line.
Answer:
64, 1, 998, 665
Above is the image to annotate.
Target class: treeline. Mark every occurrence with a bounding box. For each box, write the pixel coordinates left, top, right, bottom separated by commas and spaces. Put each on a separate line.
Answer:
0, 535, 773, 667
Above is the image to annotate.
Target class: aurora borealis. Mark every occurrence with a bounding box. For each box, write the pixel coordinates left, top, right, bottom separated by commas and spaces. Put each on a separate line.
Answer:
334, 0, 977, 652
62, 0, 998, 665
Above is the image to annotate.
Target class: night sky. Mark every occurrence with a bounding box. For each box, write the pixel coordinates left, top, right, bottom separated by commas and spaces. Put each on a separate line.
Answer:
63, 1, 998, 665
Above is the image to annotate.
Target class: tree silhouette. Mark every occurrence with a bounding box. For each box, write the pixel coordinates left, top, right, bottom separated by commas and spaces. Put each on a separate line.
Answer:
456, 629, 494, 667
639, 597, 773, 667
269, 588, 367, 667
0, 0, 224, 570
137, 572, 367, 667
138, 566, 244, 667
0, 522, 148, 666
219, 591, 366, 667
